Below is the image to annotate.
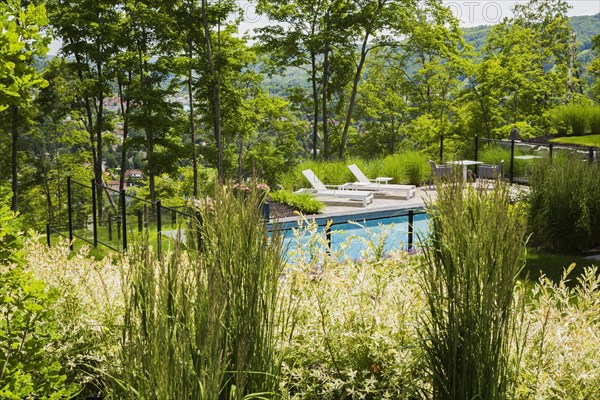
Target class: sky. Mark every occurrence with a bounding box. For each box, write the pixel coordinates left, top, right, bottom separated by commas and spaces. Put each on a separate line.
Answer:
48, 0, 599, 55
441, 0, 600, 27
235, 0, 599, 32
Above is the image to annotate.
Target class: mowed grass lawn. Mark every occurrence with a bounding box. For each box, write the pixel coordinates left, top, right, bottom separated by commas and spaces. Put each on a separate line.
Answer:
550, 134, 600, 147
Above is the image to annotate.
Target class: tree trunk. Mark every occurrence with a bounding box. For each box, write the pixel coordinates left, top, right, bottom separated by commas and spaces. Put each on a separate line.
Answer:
311, 52, 319, 160
188, 41, 198, 197
202, 0, 223, 183
95, 62, 104, 220
339, 28, 371, 159
118, 72, 131, 193
322, 45, 330, 160
10, 105, 18, 212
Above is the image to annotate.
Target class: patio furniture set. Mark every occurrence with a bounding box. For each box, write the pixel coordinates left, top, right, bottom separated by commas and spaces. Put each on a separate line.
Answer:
297, 164, 416, 207
296, 159, 507, 208
428, 159, 504, 189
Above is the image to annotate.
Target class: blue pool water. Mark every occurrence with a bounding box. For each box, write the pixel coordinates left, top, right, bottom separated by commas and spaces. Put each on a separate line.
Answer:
272, 209, 430, 261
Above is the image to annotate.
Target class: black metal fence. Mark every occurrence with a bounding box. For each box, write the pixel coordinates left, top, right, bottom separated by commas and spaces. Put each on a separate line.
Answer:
47, 177, 202, 256
271, 208, 427, 255
49, 178, 426, 259
440, 135, 599, 184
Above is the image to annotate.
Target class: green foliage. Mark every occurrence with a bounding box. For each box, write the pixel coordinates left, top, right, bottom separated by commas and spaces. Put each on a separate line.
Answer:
278, 152, 429, 190
0, 186, 23, 265
269, 190, 324, 214
378, 151, 429, 186
0, 0, 49, 109
117, 186, 292, 399
281, 252, 425, 399
421, 181, 527, 400
0, 267, 79, 399
528, 157, 600, 253
493, 121, 541, 139
550, 104, 600, 135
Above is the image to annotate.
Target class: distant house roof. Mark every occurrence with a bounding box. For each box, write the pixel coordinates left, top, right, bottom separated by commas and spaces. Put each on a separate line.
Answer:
107, 180, 121, 190
125, 169, 143, 178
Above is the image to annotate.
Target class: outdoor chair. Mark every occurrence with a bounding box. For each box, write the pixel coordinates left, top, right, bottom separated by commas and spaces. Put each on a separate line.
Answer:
478, 160, 504, 180
342, 164, 416, 199
299, 169, 374, 207
428, 160, 453, 189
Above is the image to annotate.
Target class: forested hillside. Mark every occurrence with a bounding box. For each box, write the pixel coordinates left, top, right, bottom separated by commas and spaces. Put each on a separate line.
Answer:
464, 13, 599, 52
1, 0, 600, 229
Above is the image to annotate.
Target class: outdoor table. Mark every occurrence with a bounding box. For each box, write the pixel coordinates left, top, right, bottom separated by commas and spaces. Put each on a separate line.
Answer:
374, 177, 393, 185
448, 160, 482, 181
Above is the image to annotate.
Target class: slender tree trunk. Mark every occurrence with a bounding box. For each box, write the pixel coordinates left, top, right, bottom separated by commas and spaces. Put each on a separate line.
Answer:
339, 28, 371, 159
95, 62, 104, 219
311, 52, 319, 160
118, 73, 130, 192
188, 41, 198, 197
10, 105, 18, 212
322, 45, 330, 160
202, 0, 223, 183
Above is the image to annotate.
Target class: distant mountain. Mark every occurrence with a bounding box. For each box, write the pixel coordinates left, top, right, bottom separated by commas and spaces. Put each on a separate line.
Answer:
462, 13, 599, 53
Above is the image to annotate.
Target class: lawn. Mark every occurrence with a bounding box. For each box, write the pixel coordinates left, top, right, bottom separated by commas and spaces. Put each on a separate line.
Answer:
523, 248, 598, 284
549, 134, 600, 147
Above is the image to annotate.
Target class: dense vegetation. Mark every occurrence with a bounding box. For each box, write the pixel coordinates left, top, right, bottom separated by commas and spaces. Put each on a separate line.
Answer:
2, 1, 600, 398
2, 180, 599, 398
1, 0, 599, 228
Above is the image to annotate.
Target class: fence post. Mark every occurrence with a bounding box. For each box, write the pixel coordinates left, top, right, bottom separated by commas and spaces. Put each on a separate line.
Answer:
509, 139, 515, 184
46, 223, 51, 247
549, 143, 553, 162
474, 135, 479, 161
143, 204, 148, 229
171, 209, 176, 227
67, 176, 73, 251
439, 134, 444, 163
408, 210, 414, 252
108, 216, 113, 241
196, 211, 203, 253
137, 210, 143, 232
326, 221, 332, 254
589, 147, 594, 164
91, 179, 98, 247
262, 201, 270, 222
121, 189, 127, 252
156, 200, 162, 257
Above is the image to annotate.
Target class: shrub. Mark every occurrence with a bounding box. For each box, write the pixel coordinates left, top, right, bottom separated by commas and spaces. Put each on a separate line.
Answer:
280, 239, 426, 399
420, 181, 528, 400
22, 240, 124, 398
528, 157, 600, 253
277, 159, 357, 191
116, 186, 293, 399
0, 267, 80, 399
376, 151, 429, 185
514, 265, 600, 399
550, 105, 600, 135
277, 152, 429, 190
0, 186, 23, 265
493, 121, 541, 140
589, 106, 600, 134
269, 190, 324, 214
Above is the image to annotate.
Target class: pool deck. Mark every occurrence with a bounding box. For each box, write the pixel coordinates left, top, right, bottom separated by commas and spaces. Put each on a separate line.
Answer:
271, 187, 436, 224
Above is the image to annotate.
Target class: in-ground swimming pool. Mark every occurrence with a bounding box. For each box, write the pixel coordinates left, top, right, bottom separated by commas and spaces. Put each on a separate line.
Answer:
270, 208, 430, 261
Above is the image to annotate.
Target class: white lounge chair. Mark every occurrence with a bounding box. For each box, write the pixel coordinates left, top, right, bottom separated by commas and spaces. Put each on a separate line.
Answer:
343, 164, 416, 200
300, 169, 374, 207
